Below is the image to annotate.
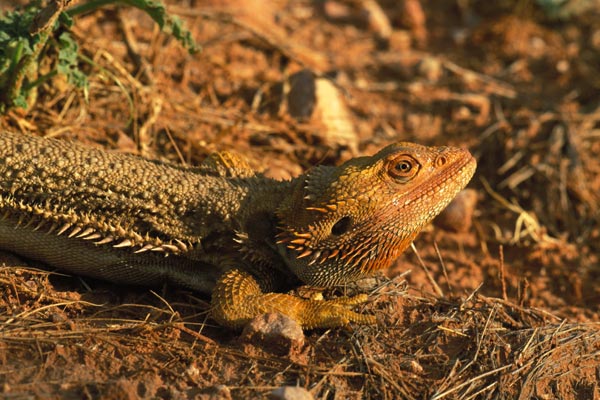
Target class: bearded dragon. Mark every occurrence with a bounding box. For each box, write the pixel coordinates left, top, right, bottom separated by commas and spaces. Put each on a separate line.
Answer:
0, 131, 476, 329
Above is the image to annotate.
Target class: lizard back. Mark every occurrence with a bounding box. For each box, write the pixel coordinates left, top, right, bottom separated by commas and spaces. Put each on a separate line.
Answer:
0, 132, 286, 292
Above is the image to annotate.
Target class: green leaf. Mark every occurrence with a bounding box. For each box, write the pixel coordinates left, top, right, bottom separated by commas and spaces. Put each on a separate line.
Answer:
0, 3, 39, 75
57, 32, 88, 88
118, 0, 201, 53
1, 0, 199, 112
12, 93, 29, 109
67, 0, 200, 54
58, 9, 74, 27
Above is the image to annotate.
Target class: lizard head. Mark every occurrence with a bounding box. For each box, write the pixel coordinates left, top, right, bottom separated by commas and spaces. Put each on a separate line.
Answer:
275, 142, 476, 286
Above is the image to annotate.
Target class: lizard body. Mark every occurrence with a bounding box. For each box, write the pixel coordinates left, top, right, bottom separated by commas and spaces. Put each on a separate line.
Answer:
0, 132, 476, 329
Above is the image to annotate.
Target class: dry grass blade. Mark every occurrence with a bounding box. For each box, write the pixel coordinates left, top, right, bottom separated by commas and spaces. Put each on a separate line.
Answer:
480, 177, 561, 247
411, 242, 444, 297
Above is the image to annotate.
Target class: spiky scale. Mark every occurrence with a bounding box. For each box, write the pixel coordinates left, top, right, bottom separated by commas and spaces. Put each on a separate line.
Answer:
174, 239, 188, 251
83, 233, 102, 241
134, 244, 154, 254
113, 239, 133, 248
56, 223, 72, 236
297, 249, 312, 259
47, 223, 58, 234
160, 244, 180, 253
33, 220, 46, 231
67, 226, 82, 238
95, 236, 114, 245
76, 227, 96, 238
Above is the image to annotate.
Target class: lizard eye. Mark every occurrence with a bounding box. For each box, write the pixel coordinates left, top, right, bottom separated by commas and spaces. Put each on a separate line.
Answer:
388, 156, 419, 179
331, 216, 351, 236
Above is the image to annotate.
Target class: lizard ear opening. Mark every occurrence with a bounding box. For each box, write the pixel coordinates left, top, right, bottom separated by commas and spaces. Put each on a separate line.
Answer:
331, 216, 352, 236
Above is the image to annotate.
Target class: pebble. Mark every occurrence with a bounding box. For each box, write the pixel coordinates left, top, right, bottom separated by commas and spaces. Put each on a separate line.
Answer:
241, 313, 305, 356
434, 189, 478, 232
269, 386, 314, 400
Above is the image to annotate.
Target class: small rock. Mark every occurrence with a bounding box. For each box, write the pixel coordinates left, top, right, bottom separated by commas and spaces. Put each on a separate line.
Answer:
416, 56, 443, 82
265, 69, 358, 153
198, 385, 232, 400
287, 69, 317, 120
314, 77, 359, 154
241, 313, 305, 356
401, 359, 424, 374
185, 362, 201, 381
434, 189, 478, 233
353, 277, 379, 291
50, 311, 67, 323
323, 1, 352, 21
269, 386, 314, 400
556, 59, 569, 73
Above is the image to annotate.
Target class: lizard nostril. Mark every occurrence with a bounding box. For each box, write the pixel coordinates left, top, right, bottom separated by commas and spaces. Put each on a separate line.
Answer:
436, 155, 447, 167
331, 216, 352, 236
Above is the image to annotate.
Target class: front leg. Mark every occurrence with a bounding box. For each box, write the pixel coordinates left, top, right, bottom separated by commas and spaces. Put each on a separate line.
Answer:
210, 268, 376, 330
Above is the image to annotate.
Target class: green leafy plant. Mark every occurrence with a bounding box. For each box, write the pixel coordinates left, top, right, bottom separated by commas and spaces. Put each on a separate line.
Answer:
0, 0, 199, 112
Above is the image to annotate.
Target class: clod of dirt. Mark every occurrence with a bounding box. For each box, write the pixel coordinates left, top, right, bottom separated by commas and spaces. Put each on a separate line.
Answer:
269, 386, 314, 400
434, 188, 478, 232
241, 312, 306, 357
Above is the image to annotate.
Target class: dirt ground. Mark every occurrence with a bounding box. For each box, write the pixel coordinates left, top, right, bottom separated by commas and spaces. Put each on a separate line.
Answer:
1, 0, 600, 399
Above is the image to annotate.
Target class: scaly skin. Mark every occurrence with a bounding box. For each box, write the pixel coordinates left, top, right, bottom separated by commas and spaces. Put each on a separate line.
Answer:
0, 132, 476, 329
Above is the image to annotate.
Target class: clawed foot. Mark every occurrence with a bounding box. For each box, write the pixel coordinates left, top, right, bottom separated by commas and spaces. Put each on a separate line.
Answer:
300, 293, 376, 329
211, 268, 376, 330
